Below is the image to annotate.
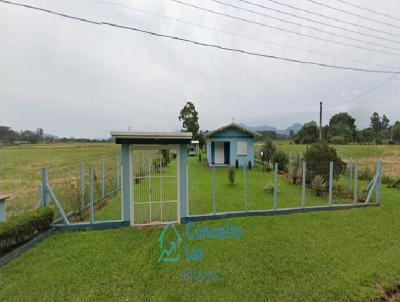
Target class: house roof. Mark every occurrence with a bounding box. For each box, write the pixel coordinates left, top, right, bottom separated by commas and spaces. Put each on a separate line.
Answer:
111, 131, 192, 145
204, 123, 261, 138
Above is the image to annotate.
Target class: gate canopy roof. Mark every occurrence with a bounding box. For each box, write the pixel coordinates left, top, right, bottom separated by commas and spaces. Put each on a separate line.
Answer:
111, 131, 192, 145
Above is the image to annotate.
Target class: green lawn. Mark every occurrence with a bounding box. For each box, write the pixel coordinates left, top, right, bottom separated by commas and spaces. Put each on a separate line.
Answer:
0, 186, 398, 301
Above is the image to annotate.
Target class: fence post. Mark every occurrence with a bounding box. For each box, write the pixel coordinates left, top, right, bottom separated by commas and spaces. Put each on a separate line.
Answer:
186, 164, 189, 216
289, 152, 292, 176
244, 165, 248, 212
102, 159, 105, 198
89, 167, 94, 224
212, 166, 216, 215
116, 156, 120, 190
38, 185, 44, 207
376, 161, 382, 204
41, 168, 48, 206
301, 161, 306, 208
80, 163, 84, 210
348, 158, 353, 191
329, 161, 333, 207
354, 161, 358, 205
273, 162, 278, 210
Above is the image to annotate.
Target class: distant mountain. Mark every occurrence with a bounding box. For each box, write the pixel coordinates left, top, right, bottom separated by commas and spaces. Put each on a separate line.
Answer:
240, 123, 303, 136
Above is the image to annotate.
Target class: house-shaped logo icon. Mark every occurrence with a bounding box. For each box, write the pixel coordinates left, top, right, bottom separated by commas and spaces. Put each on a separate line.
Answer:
158, 223, 182, 263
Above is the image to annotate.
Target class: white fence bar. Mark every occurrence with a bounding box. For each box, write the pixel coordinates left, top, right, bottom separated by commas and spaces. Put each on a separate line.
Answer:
376, 161, 382, 204
89, 167, 94, 224
80, 163, 84, 210
244, 165, 248, 212
212, 166, 216, 215
301, 161, 306, 208
354, 162, 358, 205
328, 161, 333, 207
102, 160, 105, 198
348, 158, 353, 191
273, 162, 278, 210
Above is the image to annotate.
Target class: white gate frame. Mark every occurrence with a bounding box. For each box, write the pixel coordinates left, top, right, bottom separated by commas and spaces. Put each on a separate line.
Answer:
130, 144, 180, 226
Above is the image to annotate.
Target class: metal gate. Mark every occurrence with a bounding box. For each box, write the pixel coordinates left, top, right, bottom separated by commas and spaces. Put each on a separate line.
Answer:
131, 146, 179, 225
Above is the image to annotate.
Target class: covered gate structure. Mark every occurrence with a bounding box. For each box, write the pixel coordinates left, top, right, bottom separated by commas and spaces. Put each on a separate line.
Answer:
111, 132, 192, 226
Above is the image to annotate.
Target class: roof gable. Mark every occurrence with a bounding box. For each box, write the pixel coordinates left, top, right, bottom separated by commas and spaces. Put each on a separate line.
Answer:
204, 123, 261, 138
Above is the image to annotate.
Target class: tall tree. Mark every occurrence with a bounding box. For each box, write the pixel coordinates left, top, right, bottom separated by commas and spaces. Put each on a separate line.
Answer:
393, 121, 400, 142
381, 114, 390, 130
328, 112, 356, 144
178, 101, 199, 137
370, 112, 382, 134
293, 121, 319, 144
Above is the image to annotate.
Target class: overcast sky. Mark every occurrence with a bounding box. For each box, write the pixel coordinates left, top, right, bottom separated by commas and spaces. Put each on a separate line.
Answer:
1, 0, 400, 138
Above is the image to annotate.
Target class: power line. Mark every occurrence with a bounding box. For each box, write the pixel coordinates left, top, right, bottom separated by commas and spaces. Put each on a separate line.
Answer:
211, 0, 400, 52
90, 0, 399, 70
235, 0, 400, 45
263, 0, 400, 39
331, 0, 400, 22
1, 0, 399, 74
305, 0, 400, 30
327, 74, 400, 108
172, 0, 400, 57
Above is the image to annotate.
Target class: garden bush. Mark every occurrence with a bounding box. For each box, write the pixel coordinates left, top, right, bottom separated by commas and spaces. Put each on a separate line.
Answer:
304, 141, 346, 183
0, 207, 54, 255
311, 175, 327, 197
227, 167, 235, 185
272, 151, 289, 172
263, 184, 274, 193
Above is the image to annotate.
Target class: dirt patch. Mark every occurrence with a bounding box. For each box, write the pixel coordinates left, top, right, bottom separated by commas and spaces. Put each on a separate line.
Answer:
369, 284, 400, 302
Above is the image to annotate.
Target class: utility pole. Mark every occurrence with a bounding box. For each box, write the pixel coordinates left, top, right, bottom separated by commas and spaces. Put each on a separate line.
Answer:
319, 101, 323, 140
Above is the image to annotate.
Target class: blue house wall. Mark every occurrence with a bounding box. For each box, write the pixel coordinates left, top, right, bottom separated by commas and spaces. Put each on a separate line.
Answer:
206, 127, 255, 167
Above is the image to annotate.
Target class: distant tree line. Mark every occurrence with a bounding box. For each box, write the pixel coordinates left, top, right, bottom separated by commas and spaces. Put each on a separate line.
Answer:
294, 112, 399, 145
0, 126, 108, 145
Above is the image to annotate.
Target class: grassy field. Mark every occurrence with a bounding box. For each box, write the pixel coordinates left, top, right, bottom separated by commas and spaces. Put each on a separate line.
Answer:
0, 187, 398, 301
0, 144, 120, 216
0, 143, 397, 301
1, 141, 392, 218
255, 141, 400, 178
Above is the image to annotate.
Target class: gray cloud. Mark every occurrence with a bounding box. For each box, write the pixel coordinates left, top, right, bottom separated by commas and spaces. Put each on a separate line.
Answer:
0, 0, 399, 138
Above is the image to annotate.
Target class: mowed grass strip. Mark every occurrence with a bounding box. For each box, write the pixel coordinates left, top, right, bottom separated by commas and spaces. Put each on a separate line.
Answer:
0, 188, 399, 301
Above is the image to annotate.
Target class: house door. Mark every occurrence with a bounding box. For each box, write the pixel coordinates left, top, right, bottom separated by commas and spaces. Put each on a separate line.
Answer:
131, 146, 179, 226
214, 142, 224, 164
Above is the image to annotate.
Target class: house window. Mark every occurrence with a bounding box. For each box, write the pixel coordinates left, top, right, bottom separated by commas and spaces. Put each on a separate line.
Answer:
237, 141, 247, 156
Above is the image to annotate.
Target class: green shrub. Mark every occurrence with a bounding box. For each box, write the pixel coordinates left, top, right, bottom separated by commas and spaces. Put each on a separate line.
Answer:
263, 184, 275, 193
0, 207, 54, 255
329, 135, 348, 145
272, 151, 289, 172
333, 184, 352, 200
311, 175, 327, 197
359, 166, 374, 181
289, 154, 303, 184
227, 167, 235, 185
304, 141, 346, 183
260, 139, 276, 165
358, 187, 368, 203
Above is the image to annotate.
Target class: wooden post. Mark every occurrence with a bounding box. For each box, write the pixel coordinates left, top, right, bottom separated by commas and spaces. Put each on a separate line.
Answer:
273, 162, 278, 210
354, 162, 358, 205
212, 166, 216, 215
89, 167, 94, 224
301, 161, 306, 208
328, 161, 333, 207
80, 163, 84, 210
244, 165, 248, 212
102, 160, 105, 198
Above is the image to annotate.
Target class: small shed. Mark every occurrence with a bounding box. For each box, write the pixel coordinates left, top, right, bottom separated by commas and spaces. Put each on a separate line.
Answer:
205, 123, 261, 167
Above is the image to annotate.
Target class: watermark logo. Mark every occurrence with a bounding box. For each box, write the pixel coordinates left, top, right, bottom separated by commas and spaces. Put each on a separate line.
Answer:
158, 223, 182, 263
